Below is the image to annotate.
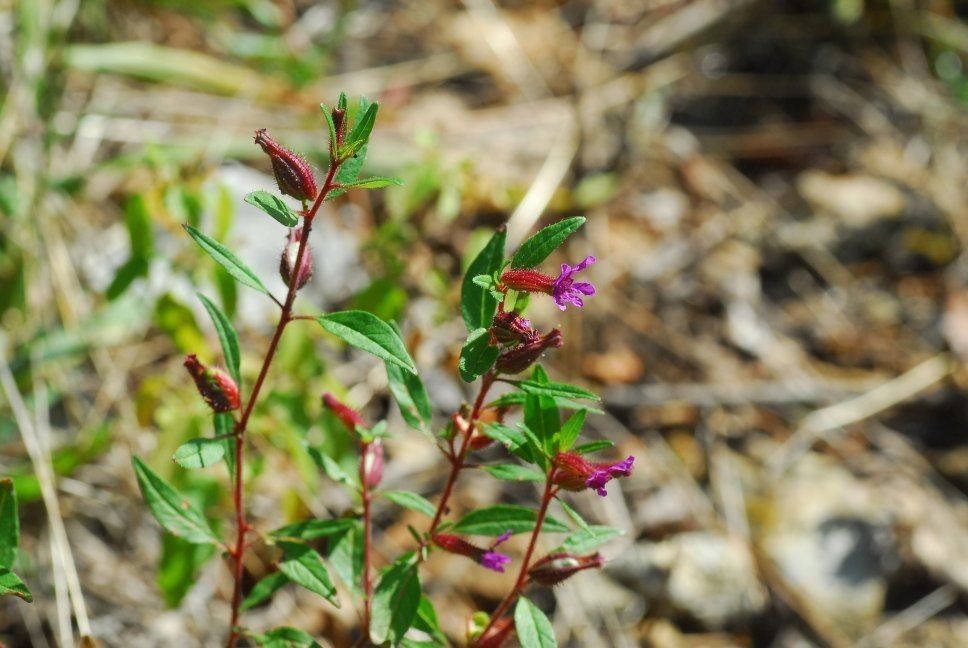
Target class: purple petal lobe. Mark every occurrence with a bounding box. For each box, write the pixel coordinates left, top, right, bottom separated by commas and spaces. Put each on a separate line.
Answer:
480, 551, 512, 572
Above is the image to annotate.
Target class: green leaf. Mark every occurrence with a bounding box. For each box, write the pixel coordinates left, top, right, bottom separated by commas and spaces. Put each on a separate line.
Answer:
307, 447, 358, 489
573, 440, 614, 455
458, 328, 498, 383
270, 518, 356, 541
328, 521, 364, 595
483, 464, 544, 482
277, 541, 339, 607
319, 102, 338, 158
343, 100, 379, 158
370, 554, 420, 646
511, 216, 585, 269
0, 570, 32, 602
329, 142, 367, 200
385, 323, 433, 435
513, 380, 600, 401
241, 571, 289, 611
556, 525, 625, 554
413, 595, 446, 644
556, 499, 590, 533
383, 490, 436, 518
244, 190, 299, 227
487, 391, 603, 415
251, 626, 322, 648
557, 409, 586, 452
461, 229, 507, 332
318, 311, 417, 374
172, 438, 226, 469
183, 225, 268, 295
131, 456, 219, 544
524, 367, 559, 456
215, 412, 236, 479
197, 293, 241, 385
157, 532, 216, 607
514, 597, 557, 648
341, 176, 403, 190
480, 423, 536, 464
451, 505, 569, 537
0, 479, 18, 570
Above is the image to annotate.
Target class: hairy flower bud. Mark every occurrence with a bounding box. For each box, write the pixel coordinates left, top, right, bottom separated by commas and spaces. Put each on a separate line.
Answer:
361, 440, 384, 489
489, 311, 534, 346
184, 354, 240, 412
528, 552, 604, 587
499, 268, 555, 295
331, 107, 347, 148
322, 392, 364, 431
553, 451, 634, 497
280, 227, 313, 290
254, 129, 318, 202
475, 616, 515, 648
495, 329, 563, 374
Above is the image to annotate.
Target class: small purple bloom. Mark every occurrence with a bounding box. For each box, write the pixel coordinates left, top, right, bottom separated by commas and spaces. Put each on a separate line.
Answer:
552, 256, 596, 310
585, 455, 635, 497
480, 550, 512, 572
492, 530, 513, 546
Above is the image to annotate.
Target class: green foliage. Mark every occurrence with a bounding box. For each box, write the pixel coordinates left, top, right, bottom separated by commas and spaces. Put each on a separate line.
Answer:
277, 541, 339, 606
451, 505, 569, 536
461, 228, 507, 332
183, 224, 268, 295
157, 533, 216, 607
244, 190, 299, 227
317, 311, 417, 374
510, 216, 585, 269
383, 490, 436, 517
370, 554, 421, 646
514, 597, 557, 648
483, 464, 544, 482
172, 437, 227, 469
556, 525, 625, 554
0, 479, 31, 602
131, 456, 219, 544
197, 292, 242, 385
251, 627, 323, 648
458, 328, 498, 382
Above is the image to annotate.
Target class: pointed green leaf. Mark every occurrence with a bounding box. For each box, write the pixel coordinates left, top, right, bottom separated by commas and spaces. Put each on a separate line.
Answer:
183, 225, 267, 295
251, 626, 322, 648
0, 480, 18, 570
512, 379, 599, 401
242, 571, 289, 611
319, 102, 338, 159
382, 490, 436, 517
461, 229, 507, 331
451, 505, 569, 536
556, 525, 625, 554
318, 311, 417, 374
340, 176, 403, 190
370, 554, 420, 645
510, 216, 585, 269
131, 456, 219, 544
458, 328, 499, 383
413, 595, 446, 644
271, 518, 356, 541
515, 597, 557, 648
557, 409, 586, 452
483, 464, 544, 482
197, 293, 241, 385
343, 100, 379, 157
385, 323, 433, 435
172, 438, 226, 469
0, 570, 31, 602
556, 498, 590, 532
328, 521, 364, 595
573, 440, 613, 455
244, 191, 299, 227
278, 541, 339, 607
215, 412, 236, 479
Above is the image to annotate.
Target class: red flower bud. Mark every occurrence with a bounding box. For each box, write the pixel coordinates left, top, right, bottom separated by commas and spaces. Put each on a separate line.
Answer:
495, 329, 563, 374
489, 311, 535, 345
331, 107, 347, 148
528, 552, 604, 587
254, 129, 318, 202
322, 393, 364, 431
184, 354, 240, 412
361, 440, 384, 489
500, 268, 555, 295
280, 227, 313, 290
475, 616, 515, 648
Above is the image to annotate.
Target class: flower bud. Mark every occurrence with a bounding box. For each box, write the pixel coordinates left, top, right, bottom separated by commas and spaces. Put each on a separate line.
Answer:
331, 106, 347, 148
475, 616, 515, 648
432, 531, 512, 573
361, 440, 384, 489
184, 354, 240, 412
322, 392, 364, 431
489, 311, 534, 345
499, 268, 555, 295
280, 227, 313, 290
495, 329, 563, 374
254, 129, 318, 202
528, 552, 603, 587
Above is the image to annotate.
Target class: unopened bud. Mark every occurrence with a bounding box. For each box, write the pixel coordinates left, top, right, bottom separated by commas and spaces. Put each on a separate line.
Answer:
495, 329, 563, 374
361, 440, 384, 489
528, 552, 604, 586
489, 311, 534, 345
331, 107, 347, 148
280, 227, 313, 290
322, 393, 364, 431
184, 354, 240, 412
500, 268, 555, 295
254, 129, 318, 202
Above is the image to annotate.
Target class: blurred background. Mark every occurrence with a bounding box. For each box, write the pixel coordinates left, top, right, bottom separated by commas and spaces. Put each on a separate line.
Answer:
1, 0, 967, 646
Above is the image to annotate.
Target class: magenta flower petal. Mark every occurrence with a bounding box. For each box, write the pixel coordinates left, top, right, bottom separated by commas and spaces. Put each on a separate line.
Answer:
584, 456, 635, 497
480, 550, 512, 572
552, 256, 597, 310
493, 530, 513, 547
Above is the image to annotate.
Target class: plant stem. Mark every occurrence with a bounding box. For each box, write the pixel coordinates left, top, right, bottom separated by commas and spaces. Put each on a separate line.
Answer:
425, 371, 495, 539
360, 443, 374, 634
226, 160, 341, 648
474, 471, 557, 645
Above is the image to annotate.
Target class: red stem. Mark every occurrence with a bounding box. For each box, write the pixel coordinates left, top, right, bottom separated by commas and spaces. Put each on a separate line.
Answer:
474, 470, 557, 645
425, 371, 495, 539
360, 443, 374, 633
226, 160, 342, 648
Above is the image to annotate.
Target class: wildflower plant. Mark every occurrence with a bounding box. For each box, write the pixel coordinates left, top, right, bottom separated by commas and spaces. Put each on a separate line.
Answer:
131, 93, 632, 647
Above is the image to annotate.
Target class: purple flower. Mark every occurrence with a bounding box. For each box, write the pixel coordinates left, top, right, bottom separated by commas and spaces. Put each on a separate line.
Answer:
480, 529, 513, 572
585, 455, 634, 497
552, 256, 596, 310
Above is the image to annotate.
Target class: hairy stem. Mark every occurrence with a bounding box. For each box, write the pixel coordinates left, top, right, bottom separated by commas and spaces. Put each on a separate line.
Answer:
226, 160, 341, 648
474, 471, 557, 645
425, 371, 495, 539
